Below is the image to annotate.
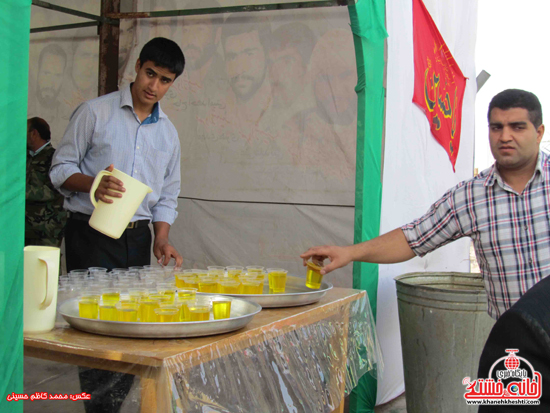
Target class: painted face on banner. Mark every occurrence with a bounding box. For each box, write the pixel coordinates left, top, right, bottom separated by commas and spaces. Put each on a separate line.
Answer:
224, 30, 267, 102
181, 16, 218, 70
268, 46, 306, 107
72, 39, 97, 93
37, 52, 65, 105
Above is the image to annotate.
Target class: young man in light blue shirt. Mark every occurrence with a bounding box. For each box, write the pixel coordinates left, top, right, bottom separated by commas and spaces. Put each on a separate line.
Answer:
51, 37, 185, 271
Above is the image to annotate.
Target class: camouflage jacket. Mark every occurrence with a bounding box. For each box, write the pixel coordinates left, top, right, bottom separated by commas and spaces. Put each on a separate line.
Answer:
26, 143, 67, 246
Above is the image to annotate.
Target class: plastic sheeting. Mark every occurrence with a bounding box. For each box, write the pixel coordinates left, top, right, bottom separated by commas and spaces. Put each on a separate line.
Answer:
24, 289, 382, 412
1, 1, 30, 412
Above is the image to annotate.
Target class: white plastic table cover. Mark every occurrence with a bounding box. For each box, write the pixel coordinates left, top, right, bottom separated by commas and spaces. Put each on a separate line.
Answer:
24, 288, 383, 413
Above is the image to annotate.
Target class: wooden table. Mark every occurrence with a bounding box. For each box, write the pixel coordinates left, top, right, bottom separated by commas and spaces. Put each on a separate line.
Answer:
25, 288, 370, 412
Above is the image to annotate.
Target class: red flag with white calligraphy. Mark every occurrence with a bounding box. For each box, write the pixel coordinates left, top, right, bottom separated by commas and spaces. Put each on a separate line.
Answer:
412, 0, 467, 171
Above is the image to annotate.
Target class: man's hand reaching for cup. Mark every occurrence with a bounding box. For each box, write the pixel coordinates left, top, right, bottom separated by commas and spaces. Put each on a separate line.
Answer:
300, 245, 354, 275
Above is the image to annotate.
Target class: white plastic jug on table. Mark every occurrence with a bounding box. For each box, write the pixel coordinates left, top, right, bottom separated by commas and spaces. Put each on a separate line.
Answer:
88, 168, 152, 239
23, 246, 60, 333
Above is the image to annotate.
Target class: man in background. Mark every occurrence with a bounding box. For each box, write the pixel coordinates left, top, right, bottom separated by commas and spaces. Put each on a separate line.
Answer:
25, 117, 66, 247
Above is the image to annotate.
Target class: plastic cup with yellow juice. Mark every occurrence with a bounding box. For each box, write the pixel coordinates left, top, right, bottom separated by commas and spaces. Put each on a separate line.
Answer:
188, 298, 212, 321
128, 288, 148, 303
177, 288, 197, 301
226, 266, 243, 279
174, 271, 186, 288
154, 307, 179, 322
219, 279, 240, 294
99, 304, 118, 321
198, 277, 218, 293
116, 301, 138, 322
306, 260, 324, 289
139, 297, 160, 322
178, 300, 191, 321
157, 283, 177, 303
246, 266, 264, 278
240, 276, 263, 294
179, 275, 199, 289
267, 268, 288, 293
101, 288, 121, 305
207, 266, 225, 278
212, 299, 232, 319
79, 298, 99, 319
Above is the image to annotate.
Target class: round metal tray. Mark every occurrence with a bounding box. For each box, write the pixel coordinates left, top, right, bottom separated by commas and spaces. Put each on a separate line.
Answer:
59, 295, 262, 338
204, 276, 333, 308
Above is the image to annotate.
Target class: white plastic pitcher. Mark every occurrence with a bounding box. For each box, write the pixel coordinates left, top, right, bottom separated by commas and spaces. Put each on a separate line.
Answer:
23, 246, 60, 333
89, 168, 152, 239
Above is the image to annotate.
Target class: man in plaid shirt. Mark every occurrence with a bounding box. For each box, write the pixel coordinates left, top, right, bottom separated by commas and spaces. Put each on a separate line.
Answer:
301, 89, 546, 319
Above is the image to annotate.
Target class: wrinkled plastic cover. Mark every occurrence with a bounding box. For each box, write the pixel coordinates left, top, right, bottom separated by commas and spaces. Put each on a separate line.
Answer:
24, 290, 382, 413
167, 292, 382, 412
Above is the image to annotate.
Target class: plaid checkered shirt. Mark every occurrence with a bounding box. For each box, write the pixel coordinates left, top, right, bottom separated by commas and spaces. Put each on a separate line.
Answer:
402, 151, 550, 319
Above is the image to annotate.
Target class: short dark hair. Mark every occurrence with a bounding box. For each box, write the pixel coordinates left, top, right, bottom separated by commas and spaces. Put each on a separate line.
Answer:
28, 117, 51, 142
270, 22, 316, 66
488, 89, 543, 128
221, 14, 271, 53
38, 44, 67, 71
139, 37, 185, 78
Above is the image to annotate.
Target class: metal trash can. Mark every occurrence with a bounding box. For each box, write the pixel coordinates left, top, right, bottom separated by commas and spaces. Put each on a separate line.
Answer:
395, 272, 496, 413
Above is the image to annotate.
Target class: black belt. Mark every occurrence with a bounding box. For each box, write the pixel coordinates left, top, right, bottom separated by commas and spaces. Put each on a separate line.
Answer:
68, 212, 150, 229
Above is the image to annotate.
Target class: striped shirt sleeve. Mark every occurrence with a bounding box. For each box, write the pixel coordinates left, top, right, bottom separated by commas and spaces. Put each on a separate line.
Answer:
401, 188, 465, 257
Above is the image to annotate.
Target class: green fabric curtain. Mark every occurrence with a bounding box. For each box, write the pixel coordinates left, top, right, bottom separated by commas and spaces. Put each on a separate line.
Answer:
0, 1, 30, 412
348, 0, 387, 411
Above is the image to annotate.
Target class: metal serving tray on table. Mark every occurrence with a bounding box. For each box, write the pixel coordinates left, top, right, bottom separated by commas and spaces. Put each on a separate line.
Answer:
59, 295, 261, 339
206, 275, 333, 308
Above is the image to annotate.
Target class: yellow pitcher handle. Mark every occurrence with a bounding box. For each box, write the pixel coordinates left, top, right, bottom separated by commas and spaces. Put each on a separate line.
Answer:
89, 170, 113, 208
39, 257, 57, 309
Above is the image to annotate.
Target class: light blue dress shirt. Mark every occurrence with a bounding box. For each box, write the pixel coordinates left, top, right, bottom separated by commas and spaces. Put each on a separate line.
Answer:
50, 84, 181, 224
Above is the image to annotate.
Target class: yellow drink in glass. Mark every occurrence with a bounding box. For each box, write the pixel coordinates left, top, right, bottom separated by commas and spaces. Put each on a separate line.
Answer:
246, 266, 264, 281
207, 266, 225, 277
226, 266, 243, 279
117, 307, 138, 322
79, 299, 99, 319
139, 299, 160, 322
268, 269, 288, 293
189, 307, 210, 321
180, 301, 191, 321
99, 305, 117, 321
188, 299, 211, 321
128, 289, 148, 303
81, 293, 101, 302
175, 274, 186, 288
101, 289, 121, 304
241, 280, 263, 295
306, 261, 324, 289
149, 294, 171, 304
219, 279, 240, 294
198, 278, 218, 293
162, 290, 176, 303
174, 272, 186, 287
212, 300, 231, 319
181, 276, 199, 289
154, 308, 178, 322
177, 288, 197, 301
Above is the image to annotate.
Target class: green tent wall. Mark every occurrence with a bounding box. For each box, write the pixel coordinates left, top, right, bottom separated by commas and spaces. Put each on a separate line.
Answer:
0, 1, 30, 412
348, 0, 387, 411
